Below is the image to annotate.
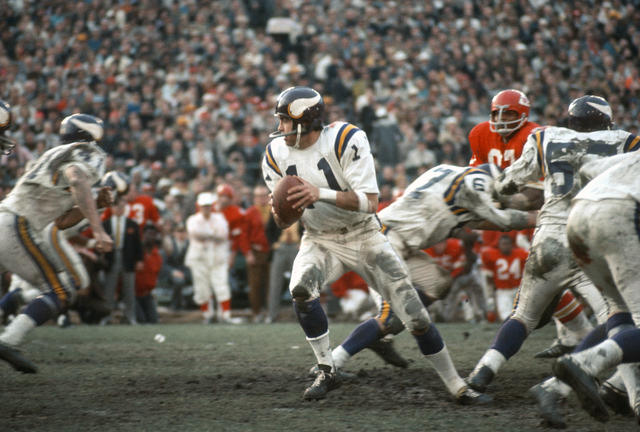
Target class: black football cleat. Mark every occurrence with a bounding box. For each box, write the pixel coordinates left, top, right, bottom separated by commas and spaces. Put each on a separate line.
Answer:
599, 381, 632, 416
456, 386, 493, 405
529, 383, 567, 429
366, 338, 409, 368
534, 339, 576, 359
553, 356, 609, 422
0, 342, 37, 373
303, 365, 341, 400
466, 365, 494, 393
307, 365, 357, 382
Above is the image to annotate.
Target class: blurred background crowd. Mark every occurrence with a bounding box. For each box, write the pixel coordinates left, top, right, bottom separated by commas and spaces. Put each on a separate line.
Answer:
0, 0, 638, 324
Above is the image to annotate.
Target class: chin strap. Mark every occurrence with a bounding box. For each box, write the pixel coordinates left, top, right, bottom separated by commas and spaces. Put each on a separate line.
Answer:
0, 136, 15, 155
293, 124, 302, 149
268, 123, 306, 149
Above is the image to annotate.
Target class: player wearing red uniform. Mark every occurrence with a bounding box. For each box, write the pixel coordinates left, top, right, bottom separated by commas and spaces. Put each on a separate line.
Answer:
426, 238, 484, 323
469, 89, 540, 251
469, 90, 591, 356
481, 235, 528, 321
469, 89, 540, 169
102, 182, 160, 231
425, 238, 466, 280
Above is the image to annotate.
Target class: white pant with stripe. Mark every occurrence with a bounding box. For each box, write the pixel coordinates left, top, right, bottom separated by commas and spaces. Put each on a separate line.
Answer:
0, 212, 86, 305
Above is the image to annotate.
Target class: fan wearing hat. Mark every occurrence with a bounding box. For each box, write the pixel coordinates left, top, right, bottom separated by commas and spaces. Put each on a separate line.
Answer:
184, 192, 238, 324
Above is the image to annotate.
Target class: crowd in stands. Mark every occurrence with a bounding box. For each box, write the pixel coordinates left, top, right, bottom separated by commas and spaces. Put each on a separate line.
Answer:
0, 0, 638, 322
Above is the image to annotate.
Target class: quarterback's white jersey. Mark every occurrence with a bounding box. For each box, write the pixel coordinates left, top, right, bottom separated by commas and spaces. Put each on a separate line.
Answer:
495, 127, 640, 224
379, 164, 532, 252
576, 151, 640, 202
262, 122, 379, 233
0, 142, 106, 231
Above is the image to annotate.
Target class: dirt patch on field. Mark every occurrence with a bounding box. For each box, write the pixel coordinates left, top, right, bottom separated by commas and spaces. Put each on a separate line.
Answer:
1, 323, 635, 432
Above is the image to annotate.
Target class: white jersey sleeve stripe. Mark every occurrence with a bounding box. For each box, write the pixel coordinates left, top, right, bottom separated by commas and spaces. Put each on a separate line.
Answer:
264, 143, 282, 177
534, 130, 545, 176
333, 123, 359, 162
623, 134, 640, 153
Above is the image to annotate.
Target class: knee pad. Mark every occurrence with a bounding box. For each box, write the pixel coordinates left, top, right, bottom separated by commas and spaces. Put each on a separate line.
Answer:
291, 285, 313, 306
405, 312, 431, 335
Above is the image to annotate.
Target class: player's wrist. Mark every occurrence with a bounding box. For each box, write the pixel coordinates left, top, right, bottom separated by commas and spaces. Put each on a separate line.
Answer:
355, 191, 373, 213
318, 188, 338, 203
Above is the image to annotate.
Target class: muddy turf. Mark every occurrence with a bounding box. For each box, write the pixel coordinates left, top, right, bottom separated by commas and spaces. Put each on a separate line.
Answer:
0, 322, 633, 431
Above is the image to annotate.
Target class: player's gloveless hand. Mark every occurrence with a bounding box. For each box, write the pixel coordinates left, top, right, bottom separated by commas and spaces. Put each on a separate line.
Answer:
94, 229, 114, 253
287, 176, 319, 210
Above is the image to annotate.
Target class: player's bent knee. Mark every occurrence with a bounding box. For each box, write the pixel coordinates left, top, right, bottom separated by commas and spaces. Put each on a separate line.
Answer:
406, 314, 431, 335
376, 314, 405, 336
387, 315, 406, 335
291, 286, 313, 307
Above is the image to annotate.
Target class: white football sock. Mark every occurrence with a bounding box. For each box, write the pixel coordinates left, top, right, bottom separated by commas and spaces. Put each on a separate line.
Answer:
541, 377, 572, 397
476, 348, 507, 374
425, 345, 467, 396
616, 364, 640, 408
0, 314, 36, 347
571, 339, 624, 376
606, 370, 625, 391
307, 331, 335, 371
332, 345, 351, 369
559, 312, 593, 345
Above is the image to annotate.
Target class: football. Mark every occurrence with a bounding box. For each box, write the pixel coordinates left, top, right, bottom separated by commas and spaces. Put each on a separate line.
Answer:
272, 175, 304, 225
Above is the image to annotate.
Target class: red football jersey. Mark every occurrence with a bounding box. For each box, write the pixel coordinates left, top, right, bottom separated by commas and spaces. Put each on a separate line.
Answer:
425, 238, 466, 279
102, 194, 160, 229
481, 246, 528, 290
468, 121, 540, 169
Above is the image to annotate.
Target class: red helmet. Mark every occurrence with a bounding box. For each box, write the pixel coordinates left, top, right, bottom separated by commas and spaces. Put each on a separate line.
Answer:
216, 183, 234, 198
489, 89, 530, 136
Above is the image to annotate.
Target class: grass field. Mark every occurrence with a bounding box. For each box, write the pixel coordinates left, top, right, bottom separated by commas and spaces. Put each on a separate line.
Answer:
0, 321, 633, 432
